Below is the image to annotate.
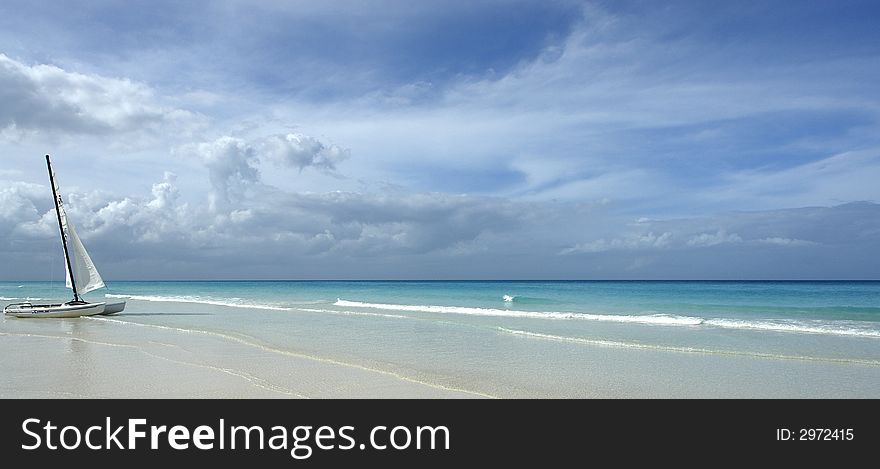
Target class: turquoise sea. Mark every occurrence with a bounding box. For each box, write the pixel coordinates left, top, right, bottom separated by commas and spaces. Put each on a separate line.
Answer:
3, 280, 879, 397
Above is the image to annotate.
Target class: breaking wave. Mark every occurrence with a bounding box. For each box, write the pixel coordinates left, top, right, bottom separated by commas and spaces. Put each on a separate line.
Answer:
105, 293, 291, 311
335, 299, 703, 326
335, 299, 880, 338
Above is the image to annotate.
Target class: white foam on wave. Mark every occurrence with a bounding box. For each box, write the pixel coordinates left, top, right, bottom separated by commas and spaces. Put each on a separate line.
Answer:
334, 299, 704, 326
297, 307, 409, 320
335, 299, 880, 339
0, 296, 17, 300
503, 295, 515, 302
704, 318, 880, 338
288, 300, 332, 306
497, 328, 880, 365
106, 293, 291, 311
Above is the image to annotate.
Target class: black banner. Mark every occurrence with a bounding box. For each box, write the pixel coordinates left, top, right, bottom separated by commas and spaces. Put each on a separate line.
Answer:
1, 399, 875, 465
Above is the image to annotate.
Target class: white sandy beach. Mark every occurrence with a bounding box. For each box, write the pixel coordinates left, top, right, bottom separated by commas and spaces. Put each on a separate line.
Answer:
3, 296, 880, 399
0, 303, 485, 399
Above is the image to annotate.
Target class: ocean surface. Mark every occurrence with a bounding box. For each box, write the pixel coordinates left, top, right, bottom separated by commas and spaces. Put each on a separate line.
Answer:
2, 280, 879, 398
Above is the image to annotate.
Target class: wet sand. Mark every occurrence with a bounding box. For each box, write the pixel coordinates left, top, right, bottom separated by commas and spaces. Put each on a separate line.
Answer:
0, 314, 486, 399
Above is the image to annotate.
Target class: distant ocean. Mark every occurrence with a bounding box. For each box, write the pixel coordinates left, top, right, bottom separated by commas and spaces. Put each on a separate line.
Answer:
3, 280, 879, 397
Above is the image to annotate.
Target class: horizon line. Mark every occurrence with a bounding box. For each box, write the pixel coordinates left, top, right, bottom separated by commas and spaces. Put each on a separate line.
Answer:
4, 279, 880, 283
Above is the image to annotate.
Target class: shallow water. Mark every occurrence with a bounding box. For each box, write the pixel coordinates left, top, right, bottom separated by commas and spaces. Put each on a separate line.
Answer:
2, 280, 879, 398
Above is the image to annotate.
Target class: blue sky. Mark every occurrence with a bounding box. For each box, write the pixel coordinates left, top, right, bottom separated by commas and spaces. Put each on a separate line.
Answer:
1, 0, 878, 279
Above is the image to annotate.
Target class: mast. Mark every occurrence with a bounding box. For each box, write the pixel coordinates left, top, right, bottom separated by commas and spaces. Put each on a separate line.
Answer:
46, 155, 80, 303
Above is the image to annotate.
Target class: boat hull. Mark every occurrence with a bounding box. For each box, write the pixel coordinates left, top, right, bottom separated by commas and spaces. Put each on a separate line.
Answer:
4, 302, 106, 318
99, 301, 126, 315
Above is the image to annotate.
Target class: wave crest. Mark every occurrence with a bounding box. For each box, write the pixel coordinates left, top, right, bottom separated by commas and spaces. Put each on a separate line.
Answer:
106, 293, 291, 311
334, 299, 880, 338
334, 299, 704, 326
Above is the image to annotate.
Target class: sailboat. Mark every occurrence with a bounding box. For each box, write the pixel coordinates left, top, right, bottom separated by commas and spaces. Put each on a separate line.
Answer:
4, 155, 126, 318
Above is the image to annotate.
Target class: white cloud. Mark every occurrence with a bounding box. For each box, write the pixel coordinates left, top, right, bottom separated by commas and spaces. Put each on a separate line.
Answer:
560, 231, 673, 254
2, 171, 526, 263
146, 172, 180, 210
0, 53, 199, 137
2, 168, 878, 278
0, 181, 43, 221
262, 133, 350, 172
687, 230, 742, 247
756, 237, 815, 246
191, 136, 259, 211
183, 132, 354, 211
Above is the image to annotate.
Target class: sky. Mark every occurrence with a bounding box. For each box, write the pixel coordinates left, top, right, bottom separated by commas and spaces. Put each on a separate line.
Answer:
1, 0, 879, 280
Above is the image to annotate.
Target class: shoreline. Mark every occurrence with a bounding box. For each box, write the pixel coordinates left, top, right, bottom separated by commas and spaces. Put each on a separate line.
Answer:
2, 296, 879, 398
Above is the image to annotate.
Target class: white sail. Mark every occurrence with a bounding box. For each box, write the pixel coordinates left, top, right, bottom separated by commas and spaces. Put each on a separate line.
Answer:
64, 218, 105, 294
52, 168, 105, 295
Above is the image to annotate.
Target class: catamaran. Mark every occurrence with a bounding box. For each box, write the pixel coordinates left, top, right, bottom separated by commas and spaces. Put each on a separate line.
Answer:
4, 155, 126, 318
